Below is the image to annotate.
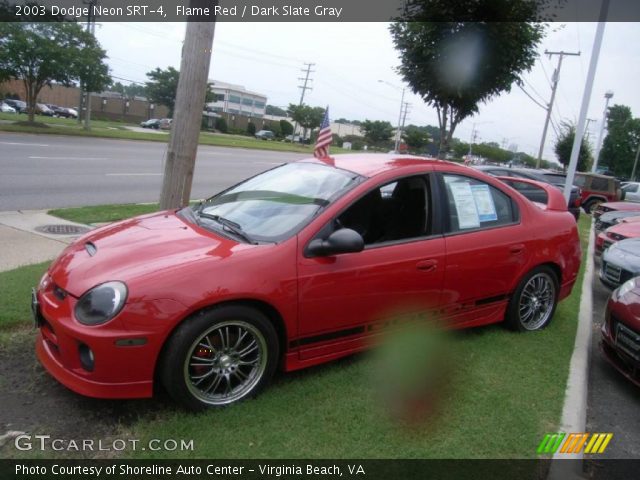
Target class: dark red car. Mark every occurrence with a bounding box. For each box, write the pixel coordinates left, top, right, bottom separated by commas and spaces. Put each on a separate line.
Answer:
601, 277, 640, 387
33, 155, 581, 410
593, 201, 640, 220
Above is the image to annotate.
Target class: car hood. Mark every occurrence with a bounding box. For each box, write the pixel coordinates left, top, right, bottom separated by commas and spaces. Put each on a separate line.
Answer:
48, 211, 251, 298
608, 222, 640, 238
602, 202, 640, 212
604, 238, 640, 271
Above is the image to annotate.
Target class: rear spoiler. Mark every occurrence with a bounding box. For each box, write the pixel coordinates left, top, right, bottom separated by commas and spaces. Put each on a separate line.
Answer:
495, 176, 568, 212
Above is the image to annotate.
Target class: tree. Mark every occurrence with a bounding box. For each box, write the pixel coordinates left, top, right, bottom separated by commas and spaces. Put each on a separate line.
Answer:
246, 122, 256, 135
279, 119, 293, 136
402, 125, 431, 152
390, 1, 545, 157
600, 104, 640, 178
109, 81, 147, 98
287, 104, 324, 139
554, 122, 593, 172
0, 22, 110, 123
361, 120, 394, 149
266, 105, 287, 116
145, 67, 180, 116
214, 116, 228, 133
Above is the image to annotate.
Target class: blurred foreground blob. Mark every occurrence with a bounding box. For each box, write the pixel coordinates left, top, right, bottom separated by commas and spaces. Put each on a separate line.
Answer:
372, 318, 456, 427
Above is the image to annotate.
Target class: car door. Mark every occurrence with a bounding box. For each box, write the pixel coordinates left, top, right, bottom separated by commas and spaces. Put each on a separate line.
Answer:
296, 174, 445, 359
438, 172, 530, 328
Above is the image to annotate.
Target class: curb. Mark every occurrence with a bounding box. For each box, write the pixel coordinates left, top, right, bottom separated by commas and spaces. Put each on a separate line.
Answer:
547, 219, 595, 479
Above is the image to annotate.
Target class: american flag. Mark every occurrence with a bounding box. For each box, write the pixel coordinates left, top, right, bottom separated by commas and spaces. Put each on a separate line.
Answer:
314, 107, 332, 158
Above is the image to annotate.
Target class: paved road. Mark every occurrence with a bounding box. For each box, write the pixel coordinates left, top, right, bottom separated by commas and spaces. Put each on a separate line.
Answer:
0, 132, 308, 210
584, 255, 640, 476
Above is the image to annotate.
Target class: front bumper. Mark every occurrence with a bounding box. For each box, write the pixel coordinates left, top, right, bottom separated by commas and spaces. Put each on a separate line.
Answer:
600, 321, 640, 388
34, 282, 185, 399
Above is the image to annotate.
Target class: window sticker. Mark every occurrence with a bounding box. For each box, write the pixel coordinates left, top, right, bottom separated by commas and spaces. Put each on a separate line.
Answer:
448, 182, 480, 229
471, 184, 498, 222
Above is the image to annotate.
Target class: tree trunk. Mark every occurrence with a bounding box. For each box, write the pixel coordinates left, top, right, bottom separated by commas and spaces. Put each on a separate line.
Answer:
159, 21, 216, 210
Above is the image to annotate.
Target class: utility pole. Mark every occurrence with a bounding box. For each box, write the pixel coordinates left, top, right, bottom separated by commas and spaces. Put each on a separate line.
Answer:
591, 90, 614, 172
468, 125, 479, 156
397, 102, 410, 151
291, 63, 314, 140
536, 49, 581, 168
78, 0, 97, 125
83, 8, 97, 130
159, 3, 217, 210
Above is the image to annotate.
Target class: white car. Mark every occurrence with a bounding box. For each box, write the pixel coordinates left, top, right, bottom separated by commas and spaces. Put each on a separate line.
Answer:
622, 182, 640, 203
1, 102, 16, 113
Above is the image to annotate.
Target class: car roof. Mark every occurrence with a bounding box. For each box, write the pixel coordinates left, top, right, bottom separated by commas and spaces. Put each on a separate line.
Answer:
302, 154, 451, 178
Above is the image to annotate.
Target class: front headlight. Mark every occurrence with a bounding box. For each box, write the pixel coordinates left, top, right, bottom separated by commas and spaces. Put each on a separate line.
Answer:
74, 281, 128, 326
616, 278, 637, 299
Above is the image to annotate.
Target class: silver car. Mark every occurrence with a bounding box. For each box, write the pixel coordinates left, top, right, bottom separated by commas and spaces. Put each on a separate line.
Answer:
600, 238, 640, 289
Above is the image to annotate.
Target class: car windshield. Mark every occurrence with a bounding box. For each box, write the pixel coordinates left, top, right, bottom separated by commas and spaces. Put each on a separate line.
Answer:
195, 162, 362, 242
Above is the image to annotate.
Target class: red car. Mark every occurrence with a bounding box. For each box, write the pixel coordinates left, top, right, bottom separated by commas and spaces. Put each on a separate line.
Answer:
596, 219, 640, 256
593, 201, 640, 220
33, 155, 581, 410
601, 277, 640, 387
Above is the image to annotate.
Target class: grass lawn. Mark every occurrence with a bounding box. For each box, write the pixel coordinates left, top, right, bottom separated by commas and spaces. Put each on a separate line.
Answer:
49, 203, 162, 225
0, 112, 349, 155
0, 217, 590, 458
122, 216, 591, 459
0, 261, 50, 332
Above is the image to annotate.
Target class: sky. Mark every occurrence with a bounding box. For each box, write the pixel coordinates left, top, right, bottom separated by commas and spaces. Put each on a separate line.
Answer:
95, 21, 640, 162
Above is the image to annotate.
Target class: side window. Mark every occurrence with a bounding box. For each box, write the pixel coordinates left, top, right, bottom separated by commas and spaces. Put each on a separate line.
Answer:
337, 176, 431, 245
443, 174, 518, 233
623, 183, 638, 193
573, 175, 587, 188
591, 176, 609, 191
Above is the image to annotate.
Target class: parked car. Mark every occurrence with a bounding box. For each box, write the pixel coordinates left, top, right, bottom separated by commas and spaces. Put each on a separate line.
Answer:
35, 103, 54, 116
33, 154, 581, 410
474, 166, 581, 220
621, 182, 640, 203
255, 129, 275, 140
574, 173, 623, 213
601, 276, 640, 387
3, 99, 27, 113
596, 220, 640, 256
593, 201, 640, 220
1, 102, 16, 113
600, 238, 640, 289
285, 134, 302, 142
595, 209, 640, 236
159, 118, 172, 130
140, 118, 161, 129
46, 105, 76, 118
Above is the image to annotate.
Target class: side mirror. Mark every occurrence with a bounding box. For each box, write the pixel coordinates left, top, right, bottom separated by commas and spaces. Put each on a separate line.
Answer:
307, 228, 364, 257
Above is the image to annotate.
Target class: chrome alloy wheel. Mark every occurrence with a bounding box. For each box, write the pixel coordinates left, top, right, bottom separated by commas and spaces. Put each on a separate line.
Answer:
183, 320, 267, 405
518, 272, 556, 330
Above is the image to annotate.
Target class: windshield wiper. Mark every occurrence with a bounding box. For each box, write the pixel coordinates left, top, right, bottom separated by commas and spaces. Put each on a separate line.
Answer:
197, 212, 256, 244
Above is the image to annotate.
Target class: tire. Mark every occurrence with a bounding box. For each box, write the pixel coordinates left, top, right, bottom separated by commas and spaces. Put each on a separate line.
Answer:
583, 198, 603, 214
160, 305, 279, 410
505, 266, 559, 331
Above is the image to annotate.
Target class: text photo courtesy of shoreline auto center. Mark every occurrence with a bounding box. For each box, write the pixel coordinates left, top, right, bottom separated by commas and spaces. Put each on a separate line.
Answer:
1, 0, 640, 479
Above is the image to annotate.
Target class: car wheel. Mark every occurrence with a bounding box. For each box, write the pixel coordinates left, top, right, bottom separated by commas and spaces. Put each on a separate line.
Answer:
583, 198, 602, 214
506, 266, 558, 331
161, 305, 279, 410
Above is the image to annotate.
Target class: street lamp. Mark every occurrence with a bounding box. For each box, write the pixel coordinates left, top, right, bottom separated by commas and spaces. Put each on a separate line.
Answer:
591, 90, 614, 173
378, 80, 406, 152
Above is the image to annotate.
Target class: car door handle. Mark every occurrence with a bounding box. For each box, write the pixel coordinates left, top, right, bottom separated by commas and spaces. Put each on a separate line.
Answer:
416, 259, 438, 272
509, 244, 525, 255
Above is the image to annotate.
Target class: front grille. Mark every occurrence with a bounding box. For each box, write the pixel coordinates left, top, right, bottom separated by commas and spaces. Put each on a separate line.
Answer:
616, 322, 640, 361
604, 262, 622, 284
603, 240, 613, 251
596, 220, 613, 232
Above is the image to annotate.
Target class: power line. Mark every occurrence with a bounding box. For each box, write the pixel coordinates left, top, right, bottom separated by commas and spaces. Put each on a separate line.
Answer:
517, 84, 547, 110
